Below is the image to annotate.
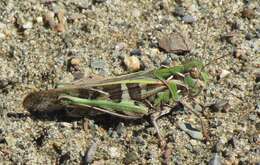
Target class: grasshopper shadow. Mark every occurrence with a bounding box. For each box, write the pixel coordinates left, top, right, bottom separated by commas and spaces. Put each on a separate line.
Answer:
18, 104, 183, 132
22, 109, 146, 131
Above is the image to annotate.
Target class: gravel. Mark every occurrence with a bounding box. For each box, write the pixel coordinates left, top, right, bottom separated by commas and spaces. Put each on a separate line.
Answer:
0, 0, 259, 164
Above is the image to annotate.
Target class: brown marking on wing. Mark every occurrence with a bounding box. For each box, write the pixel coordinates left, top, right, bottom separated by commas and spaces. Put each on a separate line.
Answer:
101, 84, 122, 101
126, 83, 142, 100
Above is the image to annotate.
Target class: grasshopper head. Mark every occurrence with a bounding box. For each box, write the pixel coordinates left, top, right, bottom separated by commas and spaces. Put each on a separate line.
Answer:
182, 62, 209, 97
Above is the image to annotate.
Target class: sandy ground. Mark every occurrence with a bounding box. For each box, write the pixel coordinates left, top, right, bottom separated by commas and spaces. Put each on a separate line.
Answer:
0, 0, 259, 164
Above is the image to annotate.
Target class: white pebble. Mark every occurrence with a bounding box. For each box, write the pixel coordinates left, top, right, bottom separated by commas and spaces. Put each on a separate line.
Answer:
22, 21, 33, 29
115, 42, 127, 51
220, 69, 230, 79
0, 32, 5, 39
109, 147, 120, 158
36, 16, 43, 23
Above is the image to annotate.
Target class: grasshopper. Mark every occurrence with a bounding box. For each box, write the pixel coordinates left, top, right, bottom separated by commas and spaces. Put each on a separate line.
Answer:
23, 60, 208, 141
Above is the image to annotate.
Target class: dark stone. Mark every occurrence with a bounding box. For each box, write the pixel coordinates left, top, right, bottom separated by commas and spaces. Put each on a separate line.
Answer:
245, 33, 254, 40
130, 48, 142, 56
161, 57, 172, 65
182, 15, 197, 24
209, 100, 229, 112
93, 0, 106, 4
173, 6, 186, 17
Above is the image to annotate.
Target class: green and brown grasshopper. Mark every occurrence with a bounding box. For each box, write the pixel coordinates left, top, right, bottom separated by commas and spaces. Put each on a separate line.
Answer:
23, 60, 208, 141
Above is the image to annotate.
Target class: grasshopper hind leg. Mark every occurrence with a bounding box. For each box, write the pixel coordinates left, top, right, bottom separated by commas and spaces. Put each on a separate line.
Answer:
150, 107, 172, 146
149, 102, 182, 145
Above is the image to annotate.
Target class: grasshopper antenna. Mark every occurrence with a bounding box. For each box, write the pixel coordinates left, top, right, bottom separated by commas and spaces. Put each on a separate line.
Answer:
201, 6, 229, 70
202, 54, 228, 70
200, 16, 228, 70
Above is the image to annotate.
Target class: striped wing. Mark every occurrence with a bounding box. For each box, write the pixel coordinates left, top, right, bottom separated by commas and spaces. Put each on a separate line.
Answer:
23, 78, 167, 112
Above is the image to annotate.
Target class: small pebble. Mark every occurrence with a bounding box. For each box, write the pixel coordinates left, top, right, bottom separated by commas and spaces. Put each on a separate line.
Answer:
169, 53, 180, 59
54, 23, 65, 32
59, 122, 72, 128
53, 12, 66, 31
0, 79, 10, 89
231, 21, 241, 30
190, 139, 198, 146
57, 10, 65, 24
182, 15, 197, 24
68, 57, 81, 72
59, 152, 70, 164
209, 99, 228, 112
115, 42, 127, 51
233, 48, 246, 59
211, 141, 224, 153
84, 141, 98, 164
44, 12, 56, 29
124, 56, 140, 72
0, 33, 5, 39
22, 21, 33, 29
178, 121, 204, 140
4, 135, 16, 147
70, 57, 81, 66
209, 153, 222, 165
241, 8, 255, 19
253, 134, 260, 146
36, 16, 43, 23
130, 48, 142, 56
109, 147, 120, 158
90, 59, 107, 70
219, 69, 230, 79
256, 29, 260, 38
0, 22, 6, 29
72, 121, 78, 129
72, 71, 84, 80
173, 6, 185, 17
161, 57, 172, 65
227, 137, 237, 148
248, 114, 257, 121
251, 40, 260, 52
256, 102, 260, 113
194, 104, 203, 112
116, 122, 125, 136
0, 136, 6, 144
15, 16, 24, 28
41, 0, 56, 3
68, 13, 85, 22
134, 136, 146, 145
256, 28, 260, 33
245, 33, 254, 40
239, 160, 250, 165
124, 151, 138, 164
132, 8, 141, 18
93, 0, 107, 3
